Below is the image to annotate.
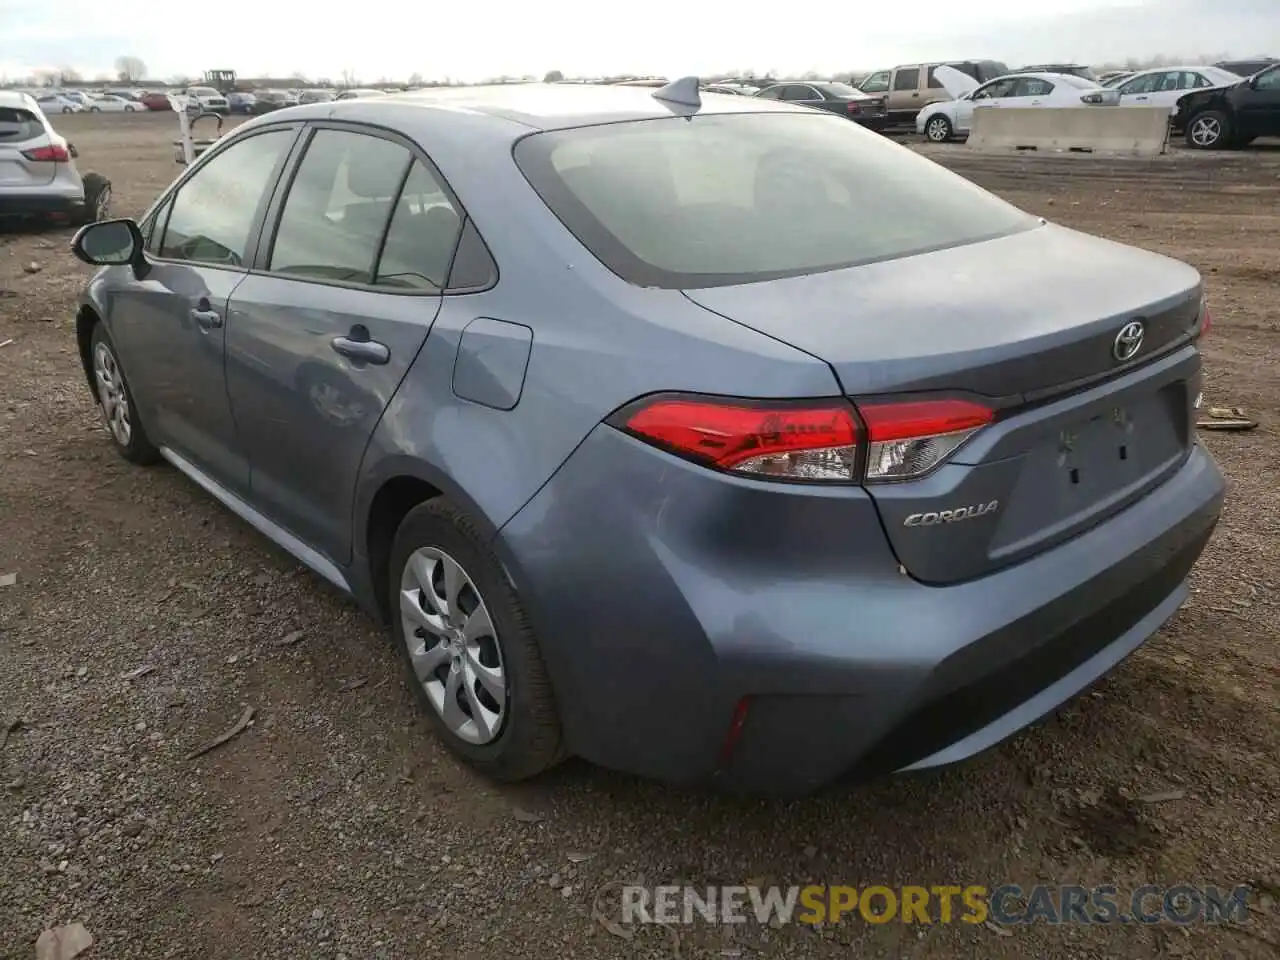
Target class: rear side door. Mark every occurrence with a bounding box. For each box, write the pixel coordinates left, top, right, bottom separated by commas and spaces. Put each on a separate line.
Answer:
1010, 77, 1056, 108
105, 125, 299, 493
889, 66, 921, 115
0, 101, 54, 188
224, 124, 465, 565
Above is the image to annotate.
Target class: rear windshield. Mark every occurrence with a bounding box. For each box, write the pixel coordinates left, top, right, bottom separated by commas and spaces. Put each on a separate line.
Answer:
813, 82, 862, 98
514, 112, 1034, 289
0, 107, 44, 142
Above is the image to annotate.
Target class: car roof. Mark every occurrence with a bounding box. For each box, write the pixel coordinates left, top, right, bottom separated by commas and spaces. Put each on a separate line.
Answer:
251, 81, 810, 137
0, 90, 37, 109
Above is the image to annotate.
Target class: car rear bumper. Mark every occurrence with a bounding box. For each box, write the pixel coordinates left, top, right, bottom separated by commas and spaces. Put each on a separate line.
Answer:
0, 187, 86, 219
496, 425, 1225, 796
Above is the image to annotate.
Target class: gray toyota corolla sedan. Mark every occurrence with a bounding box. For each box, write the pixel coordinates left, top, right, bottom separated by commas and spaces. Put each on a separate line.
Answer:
69, 80, 1225, 796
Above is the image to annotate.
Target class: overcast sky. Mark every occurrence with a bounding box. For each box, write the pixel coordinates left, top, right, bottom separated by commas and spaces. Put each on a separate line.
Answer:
1, 0, 1276, 82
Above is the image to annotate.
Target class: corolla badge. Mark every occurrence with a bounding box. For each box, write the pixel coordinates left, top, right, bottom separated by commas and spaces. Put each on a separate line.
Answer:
904, 500, 999, 527
1113, 320, 1145, 362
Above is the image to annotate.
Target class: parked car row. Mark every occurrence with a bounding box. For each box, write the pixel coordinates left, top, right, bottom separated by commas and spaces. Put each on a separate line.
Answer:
909, 60, 1280, 151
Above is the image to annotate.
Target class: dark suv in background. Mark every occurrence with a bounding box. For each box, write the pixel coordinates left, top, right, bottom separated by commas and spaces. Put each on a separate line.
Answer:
1176, 62, 1280, 149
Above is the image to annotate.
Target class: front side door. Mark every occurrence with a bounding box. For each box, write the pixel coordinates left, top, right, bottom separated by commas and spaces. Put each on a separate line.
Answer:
1117, 71, 1160, 106
1239, 65, 1280, 136
225, 125, 465, 564
104, 126, 297, 493
958, 77, 1017, 129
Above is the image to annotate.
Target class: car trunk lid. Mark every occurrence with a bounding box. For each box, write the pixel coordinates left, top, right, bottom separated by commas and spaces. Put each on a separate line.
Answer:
683, 223, 1205, 584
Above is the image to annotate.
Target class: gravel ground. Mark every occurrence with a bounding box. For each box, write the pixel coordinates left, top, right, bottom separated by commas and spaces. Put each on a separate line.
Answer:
1, 112, 1278, 960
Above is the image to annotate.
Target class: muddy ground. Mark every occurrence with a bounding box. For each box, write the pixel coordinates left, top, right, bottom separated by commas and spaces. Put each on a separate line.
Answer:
1, 111, 1277, 959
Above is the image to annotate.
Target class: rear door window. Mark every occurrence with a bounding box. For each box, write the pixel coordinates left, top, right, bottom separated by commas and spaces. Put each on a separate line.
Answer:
1013, 78, 1055, 97
0, 107, 44, 143
374, 160, 463, 291
267, 129, 411, 284
514, 112, 1033, 289
893, 68, 920, 91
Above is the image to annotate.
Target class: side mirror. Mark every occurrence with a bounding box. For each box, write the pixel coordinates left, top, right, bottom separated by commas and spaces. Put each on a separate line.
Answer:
71, 219, 149, 278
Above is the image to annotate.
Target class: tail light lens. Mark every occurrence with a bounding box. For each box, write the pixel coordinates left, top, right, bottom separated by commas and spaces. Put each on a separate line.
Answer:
1196, 296, 1212, 338
611, 395, 993, 484
847, 101, 861, 115
860, 399, 993, 482
21, 144, 70, 162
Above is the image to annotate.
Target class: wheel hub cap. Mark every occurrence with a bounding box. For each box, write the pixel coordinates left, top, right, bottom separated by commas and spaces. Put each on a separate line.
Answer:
399, 546, 506, 745
93, 341, 131, 446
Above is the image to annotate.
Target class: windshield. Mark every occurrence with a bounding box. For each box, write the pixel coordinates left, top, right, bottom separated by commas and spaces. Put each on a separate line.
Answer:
1202, 66, 1243, 85
514, 112, 1034, 289
191, 87, 220, 97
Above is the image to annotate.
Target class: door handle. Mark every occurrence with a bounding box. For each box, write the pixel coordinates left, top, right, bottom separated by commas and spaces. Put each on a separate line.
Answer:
331, 334, 389, 365
190, 308, 222, 330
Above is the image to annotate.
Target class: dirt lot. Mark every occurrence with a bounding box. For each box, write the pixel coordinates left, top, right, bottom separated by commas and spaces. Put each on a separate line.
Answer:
2, 111, 1278, 960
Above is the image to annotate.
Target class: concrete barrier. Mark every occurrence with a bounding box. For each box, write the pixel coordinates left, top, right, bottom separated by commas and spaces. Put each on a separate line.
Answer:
968, 106, 1170, 157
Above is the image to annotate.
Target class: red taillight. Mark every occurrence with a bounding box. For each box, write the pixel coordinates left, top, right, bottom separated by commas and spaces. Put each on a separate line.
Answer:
860, 399, 993, 482
1197, 298, 1213, 337
718, 697, 751, 766
21, 144, 70, 162
612, 394, 993, 483
847, 101, 861, 115
617, 396, 860, 481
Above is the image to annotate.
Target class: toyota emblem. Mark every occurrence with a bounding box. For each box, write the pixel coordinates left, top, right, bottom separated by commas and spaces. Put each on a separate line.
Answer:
1113, 320, 1145, 362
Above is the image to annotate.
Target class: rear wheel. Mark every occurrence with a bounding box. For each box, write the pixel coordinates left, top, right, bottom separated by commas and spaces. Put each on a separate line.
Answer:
390, 499, 564, 781
89, 323, 160, 465
1186, 110, 1230, 149
89, 106, 100, 113
924, 114, 953, 142
77, 173, 111, 225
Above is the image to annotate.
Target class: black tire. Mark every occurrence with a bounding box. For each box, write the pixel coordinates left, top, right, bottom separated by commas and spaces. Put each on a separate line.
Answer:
924, 113, 953, 143
88, 323, 161, 465
1185, 109, 1231, 149
389, 499, 565, 781
77, 173, 111, 225
89, 106, 100, 113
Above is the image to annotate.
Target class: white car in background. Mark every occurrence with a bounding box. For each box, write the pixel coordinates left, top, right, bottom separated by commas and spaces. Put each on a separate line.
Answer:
87, 94, 142, 113
915, 68, 1114, 142
1112, 65, 1243, 114
34, 93, 84, 114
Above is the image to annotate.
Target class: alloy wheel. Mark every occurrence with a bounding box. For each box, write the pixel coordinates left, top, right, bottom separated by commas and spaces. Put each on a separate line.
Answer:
94, 184, 111, 221
93, 341, 131, 446
926, 117, 950, 142
399, 546, 507, 745
1190, 116, 1221, 148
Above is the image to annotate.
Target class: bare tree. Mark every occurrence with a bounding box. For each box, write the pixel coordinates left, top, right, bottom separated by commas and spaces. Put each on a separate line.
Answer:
34, 69, 59, 88
543, 70, 564, 82
57, 67, 83, 85
407, 72, 423, 86
340, 68, 357, 88
115, 56, 147, 82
